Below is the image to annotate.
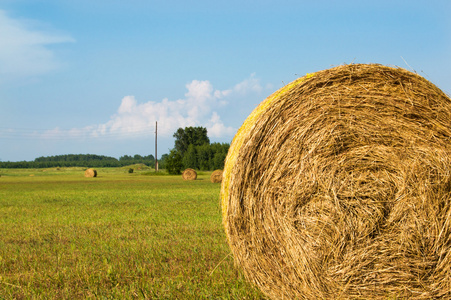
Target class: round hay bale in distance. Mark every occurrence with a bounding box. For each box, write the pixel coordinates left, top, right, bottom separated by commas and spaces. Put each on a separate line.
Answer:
84, 168, 97, 178
182, 168, 197, 180
221, 64, 451, 299
210, 169, 223, 183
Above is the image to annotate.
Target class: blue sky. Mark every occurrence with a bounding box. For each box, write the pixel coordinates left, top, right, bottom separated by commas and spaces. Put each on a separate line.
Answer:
0, 0, 450, 162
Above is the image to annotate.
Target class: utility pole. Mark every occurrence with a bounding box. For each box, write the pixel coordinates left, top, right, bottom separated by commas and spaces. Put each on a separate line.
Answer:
155, 121, 158, 172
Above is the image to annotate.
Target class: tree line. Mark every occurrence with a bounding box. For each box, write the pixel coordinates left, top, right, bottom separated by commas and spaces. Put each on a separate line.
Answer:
0, 126, 230, 171
0, 154, 157, 169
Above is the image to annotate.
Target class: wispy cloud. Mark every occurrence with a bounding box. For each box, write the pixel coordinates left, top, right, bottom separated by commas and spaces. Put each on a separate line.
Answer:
0, 9, 74, 80
207, 112, 236, 138
33, 75, 265, 141
91, 78, 241, 139
232, 73, 264, 94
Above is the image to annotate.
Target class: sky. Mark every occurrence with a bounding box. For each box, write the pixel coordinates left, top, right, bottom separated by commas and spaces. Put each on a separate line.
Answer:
0, 0, 450, 162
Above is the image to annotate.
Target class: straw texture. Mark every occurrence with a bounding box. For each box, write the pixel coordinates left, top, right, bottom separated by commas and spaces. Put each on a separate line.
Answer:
221, 64, 451, 299
182, 168, 197, 180
210, 170, 223, 183
84, 168, 97, 178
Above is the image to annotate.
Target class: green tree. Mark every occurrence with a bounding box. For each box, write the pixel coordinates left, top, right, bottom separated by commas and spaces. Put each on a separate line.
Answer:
158, 154, 169, 169
182, 144, 198, 169
165, 149, 183, 175
212, 152, 227, 170
196, 143, 212, 170
144, 154, 155, 161
208, 143, 229, 168
173, 126, 210, 156
119, 155, 133, 161
166, 127, 230, 171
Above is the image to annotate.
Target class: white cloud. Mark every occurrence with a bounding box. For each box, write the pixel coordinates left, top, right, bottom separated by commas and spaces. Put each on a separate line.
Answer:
0, 10, 75, 80
92, 74, 262, 138
117, 95, 137, 114
102, 80, 225, 138
232, 73, 263, 94
38, 74, 265, 142
214, 89, 232, 99
185, 80, 214, 103
90, 78, 244, 140
207, 112, 235, 138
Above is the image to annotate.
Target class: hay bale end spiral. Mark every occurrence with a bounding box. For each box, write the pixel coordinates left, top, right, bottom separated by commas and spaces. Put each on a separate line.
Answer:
210, 169, 223, 183
221, 64, 451, 299
182, 168, 197, 180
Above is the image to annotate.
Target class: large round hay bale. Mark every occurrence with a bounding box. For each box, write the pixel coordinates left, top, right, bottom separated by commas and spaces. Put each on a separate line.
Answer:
84, 168, 97, 178
221, 64, 451, 299
210, 169, 223, 183
182, 168, 197, 180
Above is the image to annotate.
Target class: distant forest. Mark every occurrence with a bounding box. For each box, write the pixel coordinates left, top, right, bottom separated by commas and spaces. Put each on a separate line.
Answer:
0, 126, 231, 171
0, 153, 158, 169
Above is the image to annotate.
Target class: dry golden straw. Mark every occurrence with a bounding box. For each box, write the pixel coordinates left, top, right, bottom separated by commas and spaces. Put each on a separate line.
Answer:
84, 168, 97, 178
182, 168, 197, 180
210, 169, 223, 183
221, 64, 451, 299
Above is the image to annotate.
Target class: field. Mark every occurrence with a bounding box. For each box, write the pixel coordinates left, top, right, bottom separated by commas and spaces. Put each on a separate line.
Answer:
0, 167, 265, 299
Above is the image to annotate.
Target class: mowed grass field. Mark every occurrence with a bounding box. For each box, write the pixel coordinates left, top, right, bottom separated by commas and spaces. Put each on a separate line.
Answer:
0, 167, 265, 299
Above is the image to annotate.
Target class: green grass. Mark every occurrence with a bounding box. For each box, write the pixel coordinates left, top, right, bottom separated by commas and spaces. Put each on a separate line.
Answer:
0, 168, 265, 299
